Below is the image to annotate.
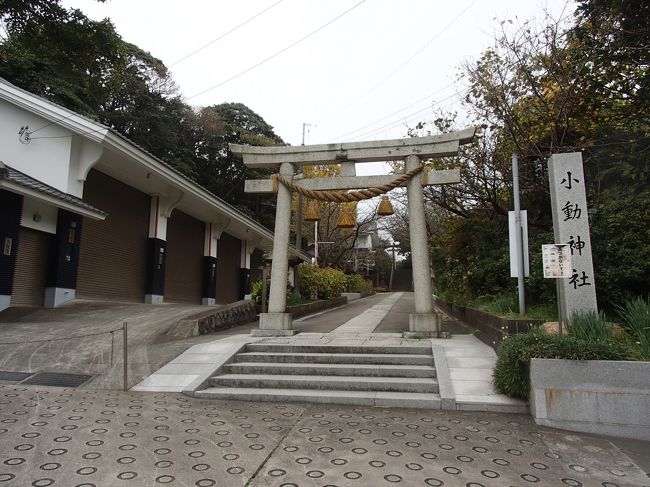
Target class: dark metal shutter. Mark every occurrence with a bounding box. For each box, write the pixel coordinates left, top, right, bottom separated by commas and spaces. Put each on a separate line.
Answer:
164, 210, 203, 304
76, 170, 149, 302
11, 228, 50, 306
250, 248, 263, 284
215, 232, 241, 304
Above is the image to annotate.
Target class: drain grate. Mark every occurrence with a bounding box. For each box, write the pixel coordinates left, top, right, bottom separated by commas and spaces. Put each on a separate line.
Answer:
21, 372, 92, 388
0, 371, 34, 382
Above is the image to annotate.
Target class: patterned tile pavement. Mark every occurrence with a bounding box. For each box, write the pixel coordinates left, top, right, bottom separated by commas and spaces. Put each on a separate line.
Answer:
0, 385, 647, 487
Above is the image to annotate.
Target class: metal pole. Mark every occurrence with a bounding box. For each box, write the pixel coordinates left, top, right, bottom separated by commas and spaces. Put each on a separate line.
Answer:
389, 245, 395, 291
294, 194, 302, 297
314, 220, 318, 265
123, 321, 128, 392
294, 123, 309, 296
512, 153, 526, 315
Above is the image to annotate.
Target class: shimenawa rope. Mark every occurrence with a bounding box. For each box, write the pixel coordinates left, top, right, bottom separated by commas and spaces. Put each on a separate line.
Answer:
271, 164, 426, 203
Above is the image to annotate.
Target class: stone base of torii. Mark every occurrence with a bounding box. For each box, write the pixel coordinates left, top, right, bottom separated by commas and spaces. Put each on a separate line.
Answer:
230, 128, 475, 338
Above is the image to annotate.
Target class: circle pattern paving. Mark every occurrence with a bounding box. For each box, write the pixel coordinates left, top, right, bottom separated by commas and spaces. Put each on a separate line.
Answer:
252, 407, 649, 486
0, 385, 647, 486
0, 385, 302, 486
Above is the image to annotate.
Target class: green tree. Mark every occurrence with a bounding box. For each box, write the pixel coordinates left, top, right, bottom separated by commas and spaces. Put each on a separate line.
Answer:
392, 0, 649, 309
0, 0, 287, 227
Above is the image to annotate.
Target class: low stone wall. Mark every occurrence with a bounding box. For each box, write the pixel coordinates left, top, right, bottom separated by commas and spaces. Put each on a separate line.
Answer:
255, 296, 348, 318
287, 296, 348, 319
530, 358, 650, 441
341, 292, 361, 302
167, 300, 257, 338
434, 298, 543, 348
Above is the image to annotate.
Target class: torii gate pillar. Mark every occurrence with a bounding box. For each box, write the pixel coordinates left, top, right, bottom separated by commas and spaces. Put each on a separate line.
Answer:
257, 162, 297, 336
405, 154, 440, 336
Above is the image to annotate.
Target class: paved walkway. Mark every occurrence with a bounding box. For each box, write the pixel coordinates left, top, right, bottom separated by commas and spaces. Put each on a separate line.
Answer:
331, 292, 404, 334
0, 384, 647, 486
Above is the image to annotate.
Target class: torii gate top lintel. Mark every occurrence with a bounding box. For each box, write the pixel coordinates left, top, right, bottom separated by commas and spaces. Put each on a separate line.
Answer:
229, 126, 476, 168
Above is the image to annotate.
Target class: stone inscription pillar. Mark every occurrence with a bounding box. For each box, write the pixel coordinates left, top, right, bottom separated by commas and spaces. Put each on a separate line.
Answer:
548, 152, 597, 321
405, 154, 440, 336
255, 162, 296, 336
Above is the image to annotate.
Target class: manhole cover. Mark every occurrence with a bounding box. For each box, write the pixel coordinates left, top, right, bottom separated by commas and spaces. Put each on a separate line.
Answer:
21, 372, 92, 387
0, 371, 34, 382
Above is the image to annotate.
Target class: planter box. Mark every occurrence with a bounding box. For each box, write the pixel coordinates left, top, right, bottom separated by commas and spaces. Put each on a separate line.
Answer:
530, 358, 650, 441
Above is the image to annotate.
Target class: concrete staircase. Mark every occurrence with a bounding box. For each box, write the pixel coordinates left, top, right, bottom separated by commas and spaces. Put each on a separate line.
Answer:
195, 342, 440, 408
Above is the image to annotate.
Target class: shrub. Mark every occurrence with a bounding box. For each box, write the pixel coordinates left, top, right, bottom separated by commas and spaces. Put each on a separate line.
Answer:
298, 263, 346, 300
250, 280, 265, 305
617, 296, 650, 359
493, 328, 636, 400
566, 310, 613, 341
345, 274, 373, 294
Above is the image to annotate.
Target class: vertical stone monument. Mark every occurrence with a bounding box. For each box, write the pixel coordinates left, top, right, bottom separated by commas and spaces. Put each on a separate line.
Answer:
548, 152, 597, 321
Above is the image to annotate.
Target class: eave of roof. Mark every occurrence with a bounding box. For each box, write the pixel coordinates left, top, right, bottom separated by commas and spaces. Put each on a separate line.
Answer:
0, 162, 107, 220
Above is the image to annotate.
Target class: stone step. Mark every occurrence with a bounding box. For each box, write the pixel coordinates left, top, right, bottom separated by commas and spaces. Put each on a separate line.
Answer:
195, 387, 441, 409
244, 343, 432, 355
223, 362, 436, 378
234, 352, 434, 366
209, 374, 439, 393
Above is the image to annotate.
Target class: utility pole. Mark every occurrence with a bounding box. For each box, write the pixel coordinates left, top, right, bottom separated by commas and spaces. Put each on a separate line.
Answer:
293, 123, 309, 296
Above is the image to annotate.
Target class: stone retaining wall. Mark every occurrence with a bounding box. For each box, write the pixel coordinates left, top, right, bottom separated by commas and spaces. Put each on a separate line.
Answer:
255, 296, 348, 318
168, 300, 257, 338
434, 298, 543, 348
286, 296, 348, 318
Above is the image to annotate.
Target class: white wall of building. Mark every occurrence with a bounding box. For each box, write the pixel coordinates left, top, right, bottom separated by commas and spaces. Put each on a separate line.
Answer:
21, 197, 58, 234
0, 99, 74, 194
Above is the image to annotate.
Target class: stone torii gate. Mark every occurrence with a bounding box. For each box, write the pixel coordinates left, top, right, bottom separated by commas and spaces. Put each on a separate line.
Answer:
231, 128, 475, 337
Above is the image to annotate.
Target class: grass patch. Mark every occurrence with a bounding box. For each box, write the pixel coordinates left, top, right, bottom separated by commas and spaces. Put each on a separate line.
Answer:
617, 296, 650, 359
473, 295, 557, 321
566, 310, 613, 341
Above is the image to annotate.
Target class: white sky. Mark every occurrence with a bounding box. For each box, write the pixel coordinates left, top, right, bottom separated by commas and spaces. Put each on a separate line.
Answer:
62, 0, 574, 173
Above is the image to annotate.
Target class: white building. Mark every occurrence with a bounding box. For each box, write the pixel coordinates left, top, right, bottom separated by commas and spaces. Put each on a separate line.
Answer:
0, 78, 305, 311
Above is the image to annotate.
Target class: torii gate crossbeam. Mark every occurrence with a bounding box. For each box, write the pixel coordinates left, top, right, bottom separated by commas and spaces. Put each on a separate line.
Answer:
231, 128, 476, 337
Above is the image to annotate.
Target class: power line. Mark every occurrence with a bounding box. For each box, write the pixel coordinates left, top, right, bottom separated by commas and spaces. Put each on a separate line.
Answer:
317, 0, 479, 124
27, 0, 363, 137
169, 0, 285, 67
329, 81, 460, 141
186, 0, 369, 101
349, 90, 467, 141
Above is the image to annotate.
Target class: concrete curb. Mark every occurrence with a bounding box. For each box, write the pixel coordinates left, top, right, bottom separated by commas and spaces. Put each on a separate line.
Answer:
431, 343, 455, 410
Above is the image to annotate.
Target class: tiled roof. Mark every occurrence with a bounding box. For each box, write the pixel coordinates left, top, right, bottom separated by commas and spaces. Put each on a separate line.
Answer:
0, 161, 106, 216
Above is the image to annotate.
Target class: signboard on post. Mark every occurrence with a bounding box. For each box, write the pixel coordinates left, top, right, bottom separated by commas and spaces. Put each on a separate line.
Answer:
542, 244, 572, 278
509, 210, 529, 277
548, 152, 597, 322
